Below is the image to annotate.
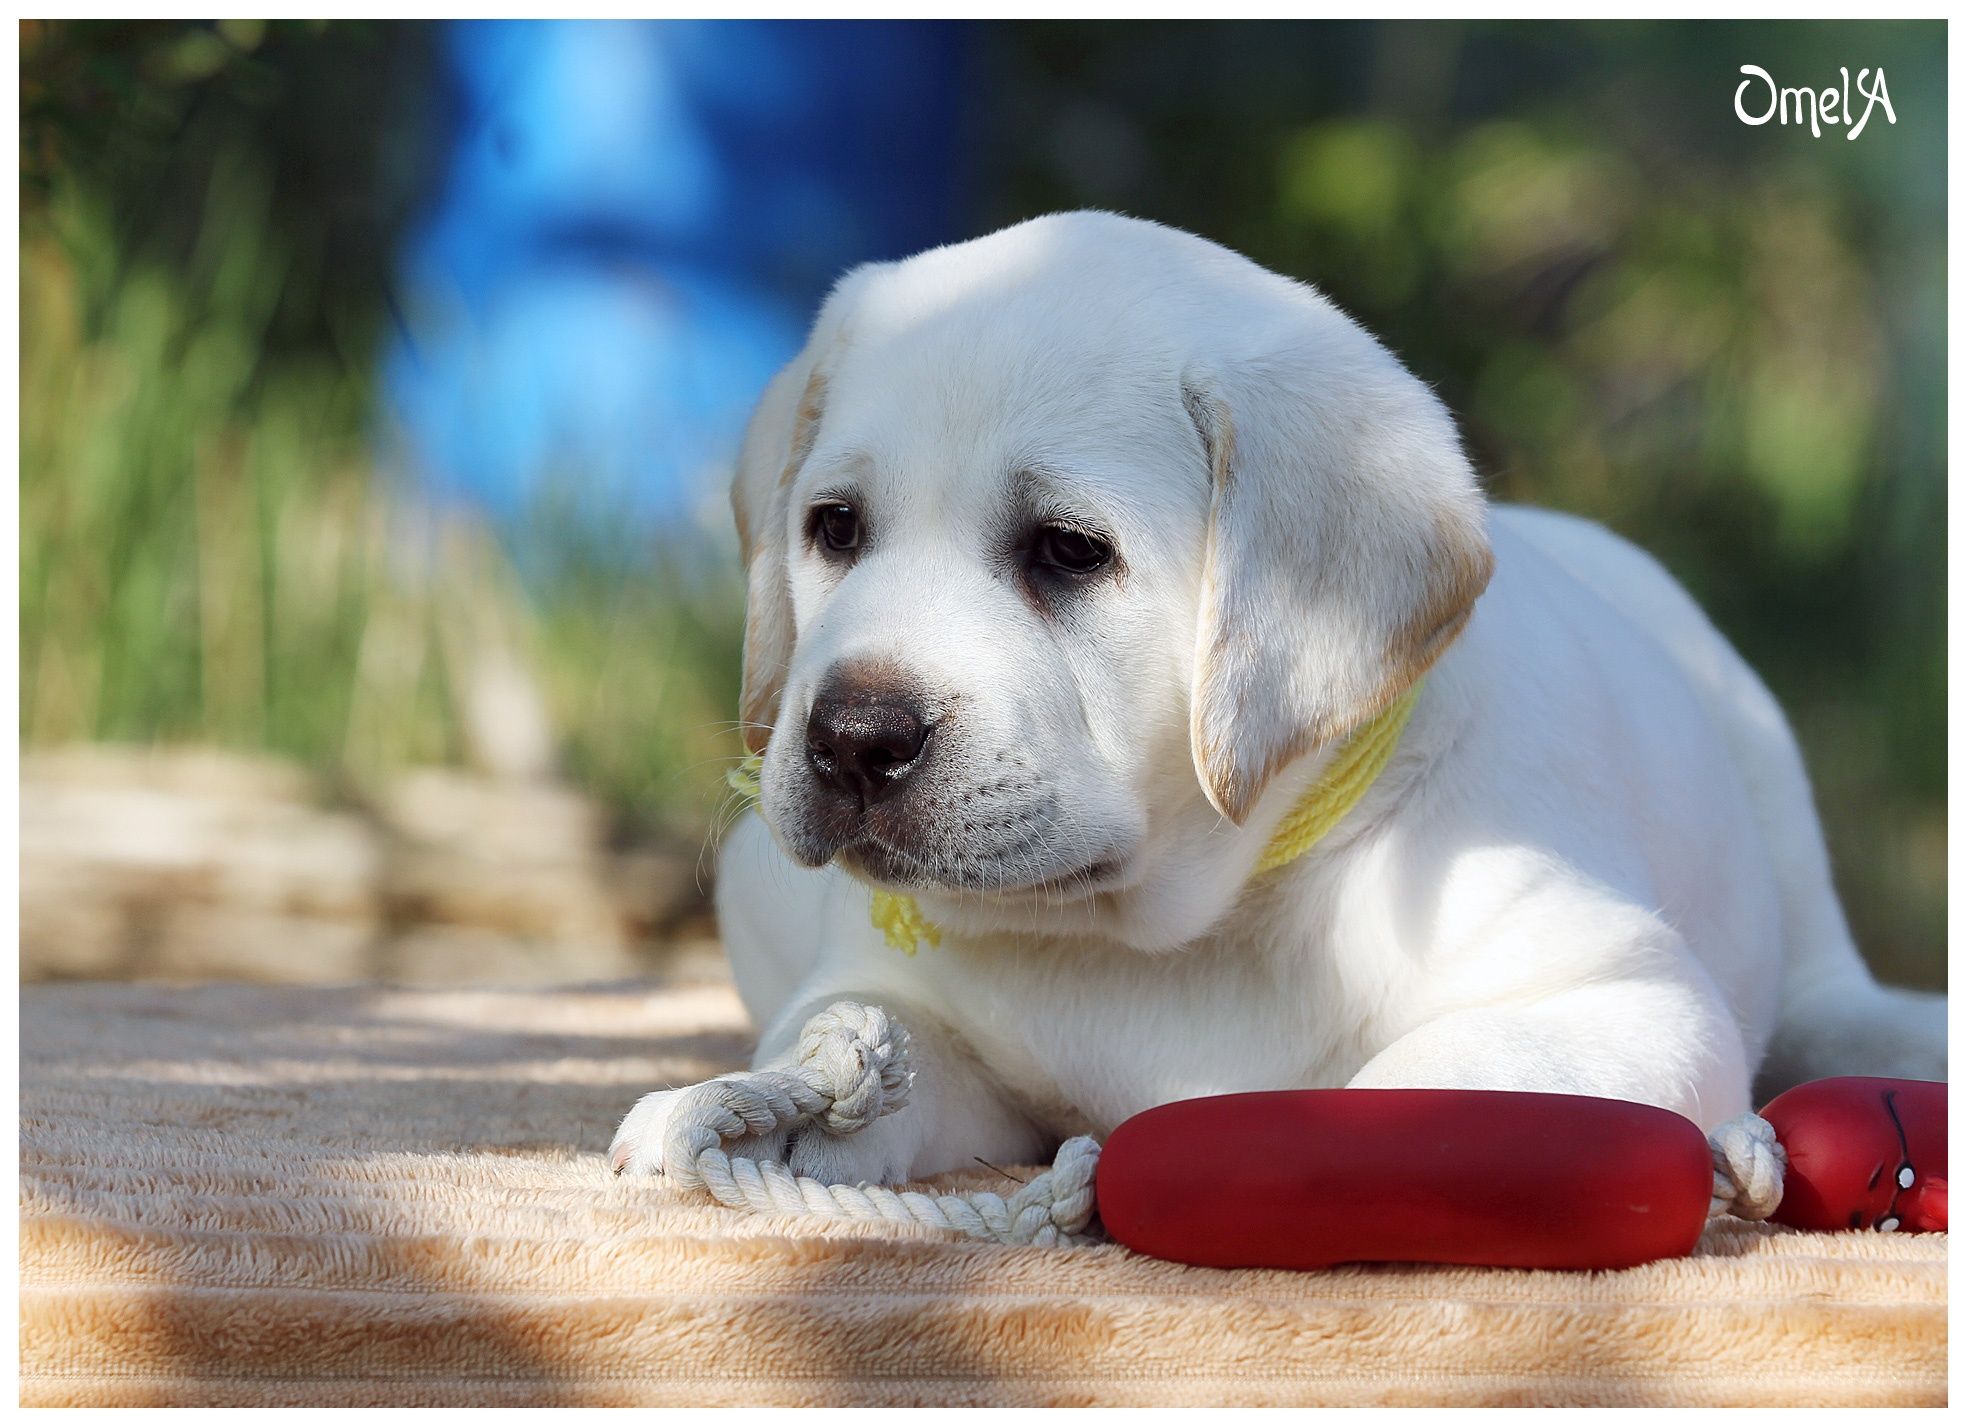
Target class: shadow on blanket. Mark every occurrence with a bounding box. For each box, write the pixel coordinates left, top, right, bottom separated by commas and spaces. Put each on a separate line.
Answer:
18, 979, 1948, 1407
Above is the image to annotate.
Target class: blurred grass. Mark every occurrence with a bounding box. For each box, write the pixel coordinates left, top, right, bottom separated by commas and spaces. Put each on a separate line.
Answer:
17, 20, 1945, 984
19, 20, 744, 837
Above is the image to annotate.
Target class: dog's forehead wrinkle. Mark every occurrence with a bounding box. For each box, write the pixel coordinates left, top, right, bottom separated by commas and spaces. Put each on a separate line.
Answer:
830, 290, 1191, 428
817, 323, 1212, 538
853, 212, 1260, 340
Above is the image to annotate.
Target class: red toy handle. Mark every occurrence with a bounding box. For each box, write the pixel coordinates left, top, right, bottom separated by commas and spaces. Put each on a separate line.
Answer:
1097, 1088, 1714, 1271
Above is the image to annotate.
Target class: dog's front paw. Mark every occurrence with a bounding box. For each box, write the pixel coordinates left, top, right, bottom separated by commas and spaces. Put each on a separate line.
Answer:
609, 1078, 784, 1177
609, 1076, 921, 1184
611, 1001, 924, 1182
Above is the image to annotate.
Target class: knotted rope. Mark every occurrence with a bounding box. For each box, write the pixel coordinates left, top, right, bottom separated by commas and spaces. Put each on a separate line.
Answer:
643, 999, 1787, 1249
654, 1001, 1101, 1246
1708, 1109, 1788, 1220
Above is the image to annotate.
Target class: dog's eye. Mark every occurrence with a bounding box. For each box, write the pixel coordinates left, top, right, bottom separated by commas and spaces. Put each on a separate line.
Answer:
1031, 524, 1113, 578
810, 502, 862, 555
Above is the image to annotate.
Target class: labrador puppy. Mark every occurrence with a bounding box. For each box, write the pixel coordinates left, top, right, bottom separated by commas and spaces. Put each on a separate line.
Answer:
613, 211, 1945, 1185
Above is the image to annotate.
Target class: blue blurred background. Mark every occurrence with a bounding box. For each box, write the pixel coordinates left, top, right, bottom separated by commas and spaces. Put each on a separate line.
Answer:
19, 20, 1946, 986
387, 20, 969, 535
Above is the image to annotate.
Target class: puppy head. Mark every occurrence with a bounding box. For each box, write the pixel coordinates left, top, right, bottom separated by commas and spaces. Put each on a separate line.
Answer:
733, 213, 1490, 949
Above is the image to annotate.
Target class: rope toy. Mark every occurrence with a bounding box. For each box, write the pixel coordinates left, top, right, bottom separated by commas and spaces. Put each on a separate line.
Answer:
653, 1002, 1100, 1247
637, 1000, 1946, 1266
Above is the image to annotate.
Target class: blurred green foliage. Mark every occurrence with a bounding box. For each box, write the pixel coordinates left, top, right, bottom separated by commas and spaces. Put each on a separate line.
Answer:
984, 20, 1944, 985
18, 21, 1944, 981
20, 19, 743, 832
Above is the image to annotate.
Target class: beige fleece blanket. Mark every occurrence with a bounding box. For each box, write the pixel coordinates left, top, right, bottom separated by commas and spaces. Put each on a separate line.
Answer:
18, 979, 1947, 1407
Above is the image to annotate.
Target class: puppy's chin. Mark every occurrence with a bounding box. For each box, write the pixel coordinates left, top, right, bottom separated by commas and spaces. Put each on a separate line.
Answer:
764, 781, 1139, 900
786, 813, 1130, 901
830, 840, 928, 887
841, 841, 1126, 900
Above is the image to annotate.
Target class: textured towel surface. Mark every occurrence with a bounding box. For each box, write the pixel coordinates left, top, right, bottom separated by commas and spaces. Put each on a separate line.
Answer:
19, 979, 1947, 1407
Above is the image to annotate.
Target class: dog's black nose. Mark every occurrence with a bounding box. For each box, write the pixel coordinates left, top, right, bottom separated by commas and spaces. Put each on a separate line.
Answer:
806, 674, 931, 806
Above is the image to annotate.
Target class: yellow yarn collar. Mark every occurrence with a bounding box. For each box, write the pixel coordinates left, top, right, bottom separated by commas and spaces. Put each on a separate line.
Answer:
726, 680, 1423, 954
1248, 680, 1423, 874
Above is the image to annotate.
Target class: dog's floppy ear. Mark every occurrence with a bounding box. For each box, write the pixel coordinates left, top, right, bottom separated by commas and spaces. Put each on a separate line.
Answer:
1185, 315, 1493, 823
732, 267, 880, 754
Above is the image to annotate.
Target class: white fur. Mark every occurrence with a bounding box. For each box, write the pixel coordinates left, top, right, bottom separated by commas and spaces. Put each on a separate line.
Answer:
613, 212, 1944, 1182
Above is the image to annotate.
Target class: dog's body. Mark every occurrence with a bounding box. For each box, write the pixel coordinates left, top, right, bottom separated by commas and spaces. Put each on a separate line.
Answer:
613, 212, 1944, 1183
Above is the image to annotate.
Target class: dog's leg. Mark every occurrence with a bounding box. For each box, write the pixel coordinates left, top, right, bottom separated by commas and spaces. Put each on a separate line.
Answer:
712, 810, 833, 1027
612, 987, 1048, 1183
1347, 971, 1753, 1131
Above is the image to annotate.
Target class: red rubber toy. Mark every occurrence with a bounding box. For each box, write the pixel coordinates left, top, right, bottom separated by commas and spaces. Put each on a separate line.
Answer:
1761, 1076, 1947, 1234
1096, 1088, 1714, 1270
1095, 1078, 1947, 1271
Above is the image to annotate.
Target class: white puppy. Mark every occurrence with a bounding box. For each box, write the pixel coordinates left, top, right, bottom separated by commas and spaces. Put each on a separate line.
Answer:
613, 211, 1945, 1184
